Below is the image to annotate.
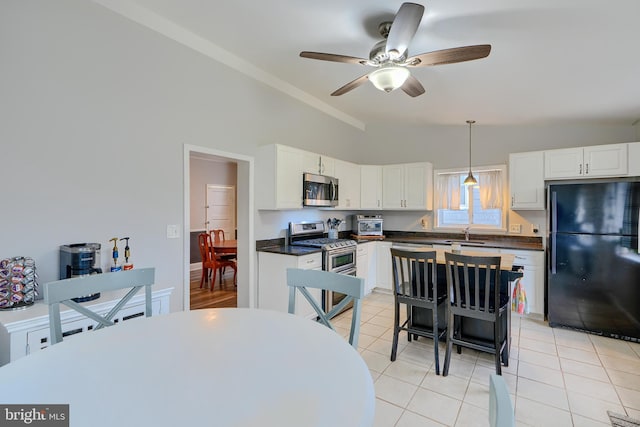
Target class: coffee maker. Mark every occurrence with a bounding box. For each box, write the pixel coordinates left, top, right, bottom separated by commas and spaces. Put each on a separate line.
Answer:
59, 243, 103, 302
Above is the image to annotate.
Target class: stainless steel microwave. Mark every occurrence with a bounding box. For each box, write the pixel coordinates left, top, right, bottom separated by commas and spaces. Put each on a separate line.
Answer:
302, 173, 339, 207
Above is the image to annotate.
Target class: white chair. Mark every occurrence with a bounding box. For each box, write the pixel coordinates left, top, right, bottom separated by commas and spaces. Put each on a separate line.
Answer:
44, 268, 155, 345
286, 268, 364, 348
489, 374, 515, 427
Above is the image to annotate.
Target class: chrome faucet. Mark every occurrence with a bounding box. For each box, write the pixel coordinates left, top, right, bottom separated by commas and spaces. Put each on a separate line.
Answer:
463, 227, 471, 241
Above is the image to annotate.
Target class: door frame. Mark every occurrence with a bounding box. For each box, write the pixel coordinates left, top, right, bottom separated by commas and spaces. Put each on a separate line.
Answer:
183, 144, 255, 310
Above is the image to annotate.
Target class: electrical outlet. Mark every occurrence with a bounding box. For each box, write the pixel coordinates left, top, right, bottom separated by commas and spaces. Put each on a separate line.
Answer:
509, 224, 522, 233
166, 224, 180, 239
532, 224, 540, 234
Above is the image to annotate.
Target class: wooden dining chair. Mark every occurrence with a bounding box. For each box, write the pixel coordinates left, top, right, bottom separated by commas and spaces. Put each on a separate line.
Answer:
198, 232, 236, 289
390, 248, 447, 374
489, 374, 515, 427
210, 228, 236, 270
443, 252, 509, 376
286, 268, 364, 349
43, 268, 155, 345
210, 229, 225, 243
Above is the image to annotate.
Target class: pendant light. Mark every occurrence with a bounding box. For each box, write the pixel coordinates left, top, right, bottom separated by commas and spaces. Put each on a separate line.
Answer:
463, 120, 478, 186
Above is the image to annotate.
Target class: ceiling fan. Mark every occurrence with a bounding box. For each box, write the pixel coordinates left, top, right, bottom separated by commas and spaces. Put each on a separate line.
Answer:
299, 2, 491, 97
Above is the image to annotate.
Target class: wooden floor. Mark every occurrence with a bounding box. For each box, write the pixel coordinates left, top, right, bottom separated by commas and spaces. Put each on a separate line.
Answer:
189, 268, 237, 310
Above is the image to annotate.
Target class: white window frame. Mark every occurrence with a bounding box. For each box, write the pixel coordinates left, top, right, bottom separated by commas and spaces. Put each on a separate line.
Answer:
433, 164, 508, 232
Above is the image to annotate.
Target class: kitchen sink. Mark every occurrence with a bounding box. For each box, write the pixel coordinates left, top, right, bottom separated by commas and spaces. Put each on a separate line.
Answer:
444, 239, 486, 245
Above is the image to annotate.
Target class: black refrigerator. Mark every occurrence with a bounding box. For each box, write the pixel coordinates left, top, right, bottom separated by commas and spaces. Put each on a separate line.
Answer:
548, 180, 640, 341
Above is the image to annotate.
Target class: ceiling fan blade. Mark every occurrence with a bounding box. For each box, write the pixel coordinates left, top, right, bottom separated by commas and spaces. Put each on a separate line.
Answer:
407, 44, 491, 67
300, 51, 367, 65
331, 74, 369, 96
400, 75, 425, 97
385, 2, 425, 58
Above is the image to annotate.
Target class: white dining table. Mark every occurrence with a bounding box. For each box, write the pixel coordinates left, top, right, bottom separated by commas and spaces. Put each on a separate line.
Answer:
0, 308, 375, 426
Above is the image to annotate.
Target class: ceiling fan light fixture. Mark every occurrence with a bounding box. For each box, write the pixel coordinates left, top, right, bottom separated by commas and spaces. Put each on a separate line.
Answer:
464, 120, 478, 186
369, 65, 410, 92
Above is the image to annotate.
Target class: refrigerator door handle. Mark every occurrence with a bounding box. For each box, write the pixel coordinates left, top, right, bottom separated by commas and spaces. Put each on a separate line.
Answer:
551, 191, 557, 274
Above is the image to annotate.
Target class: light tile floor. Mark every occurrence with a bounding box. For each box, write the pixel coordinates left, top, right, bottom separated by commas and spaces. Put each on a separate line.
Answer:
334, 291, 640, 427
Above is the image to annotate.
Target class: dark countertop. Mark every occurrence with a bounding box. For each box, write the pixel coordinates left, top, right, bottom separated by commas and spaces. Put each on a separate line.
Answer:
378, 234, 543, 251
256, 231, 543, 255
256, 245, 322, 256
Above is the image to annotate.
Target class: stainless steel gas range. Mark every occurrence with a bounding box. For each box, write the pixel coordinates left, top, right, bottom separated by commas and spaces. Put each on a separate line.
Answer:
288, 221, 357, 313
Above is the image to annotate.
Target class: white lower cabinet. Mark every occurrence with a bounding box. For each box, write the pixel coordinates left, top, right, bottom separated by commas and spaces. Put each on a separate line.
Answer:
504, 249, 544, 317
258, 251, 322, 319
356, 243, 377, 295
375, 242, 393, 291
356, 243, 369, 294
0, 288, 173, 366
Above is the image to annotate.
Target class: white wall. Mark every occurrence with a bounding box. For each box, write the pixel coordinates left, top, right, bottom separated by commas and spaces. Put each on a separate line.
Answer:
362, 123, 636, 167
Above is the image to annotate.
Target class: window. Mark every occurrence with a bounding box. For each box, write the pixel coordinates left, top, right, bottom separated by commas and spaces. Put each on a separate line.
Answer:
434, 165, 507, 230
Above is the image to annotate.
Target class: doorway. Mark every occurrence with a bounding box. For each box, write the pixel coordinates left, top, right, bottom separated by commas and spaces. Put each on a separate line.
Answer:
183, 145, 254, 311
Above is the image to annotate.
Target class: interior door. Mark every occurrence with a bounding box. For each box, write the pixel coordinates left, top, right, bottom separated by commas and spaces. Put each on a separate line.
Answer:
206, 185, 236, 239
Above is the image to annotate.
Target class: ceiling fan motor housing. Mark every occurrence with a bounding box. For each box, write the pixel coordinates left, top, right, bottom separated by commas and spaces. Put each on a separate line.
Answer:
369, 39, 407, 65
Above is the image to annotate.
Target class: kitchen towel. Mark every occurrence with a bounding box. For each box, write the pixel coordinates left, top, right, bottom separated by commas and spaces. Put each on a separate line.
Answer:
511, 277, 528, 315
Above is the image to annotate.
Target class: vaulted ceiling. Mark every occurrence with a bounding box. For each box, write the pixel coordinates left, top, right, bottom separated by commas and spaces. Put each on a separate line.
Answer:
103, 0, 640, 129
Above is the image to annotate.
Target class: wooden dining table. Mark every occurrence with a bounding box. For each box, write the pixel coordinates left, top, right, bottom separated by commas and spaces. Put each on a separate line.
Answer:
211, 239, 237, 255
0, 308, 375, 426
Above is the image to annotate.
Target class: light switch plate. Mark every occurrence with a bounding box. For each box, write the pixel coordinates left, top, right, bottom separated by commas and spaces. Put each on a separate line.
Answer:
166, 224, 180, 239
509, 224, 522, 233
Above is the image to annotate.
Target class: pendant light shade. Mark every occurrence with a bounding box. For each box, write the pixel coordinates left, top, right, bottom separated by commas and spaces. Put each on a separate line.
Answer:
463, 120, 478, 186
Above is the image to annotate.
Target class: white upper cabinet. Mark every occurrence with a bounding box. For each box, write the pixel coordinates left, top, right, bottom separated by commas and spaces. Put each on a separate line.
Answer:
509, 151, 545, 210
382, 162, 433, 210
334, 159, 360, 209
544, 143, 628, 179
382, 165, 403, 208
301, 152, 335, 177
627, 142, 640, 177
256, 145, 341, 210
256, 144, 305, 209
360, 165, 383, 209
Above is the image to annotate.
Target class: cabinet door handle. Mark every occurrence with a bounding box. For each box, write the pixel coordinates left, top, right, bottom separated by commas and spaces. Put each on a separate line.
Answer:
585, 163, 589, 174
511, 195, 514, 207
579, 163, 583, 175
